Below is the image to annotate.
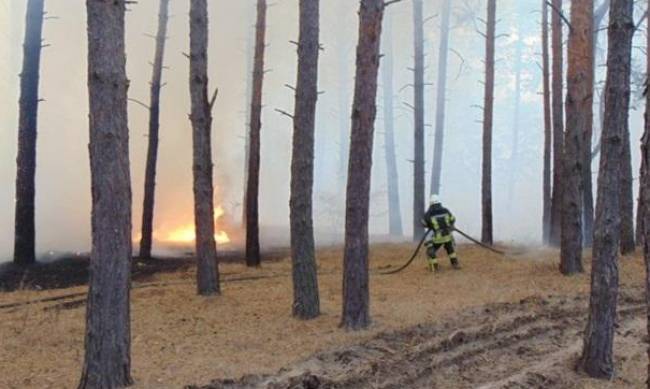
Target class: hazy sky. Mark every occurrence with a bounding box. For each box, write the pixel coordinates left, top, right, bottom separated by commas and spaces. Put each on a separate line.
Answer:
0, 0, 646, 260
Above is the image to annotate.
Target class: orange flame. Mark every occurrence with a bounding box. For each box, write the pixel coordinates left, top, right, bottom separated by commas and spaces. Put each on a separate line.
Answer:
154, 206, 231, 245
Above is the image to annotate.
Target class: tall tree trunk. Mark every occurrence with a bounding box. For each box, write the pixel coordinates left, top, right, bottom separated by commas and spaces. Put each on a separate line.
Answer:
584, 0, 610, 247
430, 0, 451, 196
641, 2, 650, 382
246, 0, 267, 267
337, 29, 350, 194
341, 0, 386, 331
620, 116, 635, 254
481, 0, 496, 245
189, 0, 219, 296
78, 0, 133, 387
549, 0, 565, 247
13, 0, 44, 266
579, 0, 634, 378
560, 0, 592, 275
639, 140, 648, 247
412, 0, 425, 242
382, 11, 403, 237
139, 0, 170, 260
242, 5, 254, 227
290, 0, 320, 320
507, 34, 522, 206
542, 0, 552, 245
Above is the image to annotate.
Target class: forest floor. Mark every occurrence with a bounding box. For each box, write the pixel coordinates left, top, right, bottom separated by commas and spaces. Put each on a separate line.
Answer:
0, 242, 647, 388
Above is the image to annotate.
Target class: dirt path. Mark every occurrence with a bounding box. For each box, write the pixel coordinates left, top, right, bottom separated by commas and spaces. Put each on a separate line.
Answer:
189, 289, 647, 389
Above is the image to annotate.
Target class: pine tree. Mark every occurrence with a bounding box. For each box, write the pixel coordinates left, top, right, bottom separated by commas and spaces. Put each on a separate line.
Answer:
13, 0, 45, 266
139, 0, 170, 260
580, 0, 634, 378
290, 0, 321, 320
189, 0, 220, 295
78, 0, 133, 386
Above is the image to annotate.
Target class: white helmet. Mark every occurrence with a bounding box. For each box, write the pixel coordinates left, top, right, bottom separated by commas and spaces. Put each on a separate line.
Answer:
430, 194, 441, 205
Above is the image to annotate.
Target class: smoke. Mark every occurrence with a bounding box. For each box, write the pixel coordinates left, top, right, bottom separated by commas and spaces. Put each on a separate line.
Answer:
0, 0, 646, 261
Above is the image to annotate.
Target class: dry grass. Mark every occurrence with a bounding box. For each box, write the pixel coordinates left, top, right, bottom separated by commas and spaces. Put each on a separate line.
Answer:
0, 243, 646, 388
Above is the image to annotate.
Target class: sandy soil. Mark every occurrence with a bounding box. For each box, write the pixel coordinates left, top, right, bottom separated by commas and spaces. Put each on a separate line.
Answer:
0, 243, 647, 388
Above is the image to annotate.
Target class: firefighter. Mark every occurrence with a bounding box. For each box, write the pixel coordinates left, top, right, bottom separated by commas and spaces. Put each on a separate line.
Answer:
421, 194, 460, 272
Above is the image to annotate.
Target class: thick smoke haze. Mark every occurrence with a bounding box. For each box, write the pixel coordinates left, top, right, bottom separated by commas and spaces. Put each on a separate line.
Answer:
0, 0, 646, 261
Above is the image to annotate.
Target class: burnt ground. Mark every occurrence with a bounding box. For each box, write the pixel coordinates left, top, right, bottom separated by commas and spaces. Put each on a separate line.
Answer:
188, 289, 648, 389
0, 247, 290, 292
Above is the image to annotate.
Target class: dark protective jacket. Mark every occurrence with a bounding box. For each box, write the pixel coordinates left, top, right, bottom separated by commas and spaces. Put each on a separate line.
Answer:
422, 204, 456, 244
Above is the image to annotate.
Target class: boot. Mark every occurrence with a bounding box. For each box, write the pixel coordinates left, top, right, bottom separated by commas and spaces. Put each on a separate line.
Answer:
428, 259, 439, 273
450, 258, 461, 270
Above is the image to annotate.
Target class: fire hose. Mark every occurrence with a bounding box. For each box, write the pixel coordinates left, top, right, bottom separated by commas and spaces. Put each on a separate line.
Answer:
380, 227, 508, 275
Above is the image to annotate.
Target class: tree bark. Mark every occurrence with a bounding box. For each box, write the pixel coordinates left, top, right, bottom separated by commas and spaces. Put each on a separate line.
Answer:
246, 0, 267, 267
336, 21, 351, 195
78, 0, 133, 387
542, 0, 552, 245
242, 5, 255, 227
481, 0, 496, 245
584, 0, 610, 248
139, 0, 170, 260
290, 0, 320, 320
549, 0, 565, 247
430, 0, 451, 197
620, 116, 635, 254
341, 0, 385, 331
560, 0, 592, 275
13, 0, 45, 266
381, 11, 403, 237
189, 0, 220, 296
412, 0, 425, 242
579, 0, 634, 378
641, 2, 650, 383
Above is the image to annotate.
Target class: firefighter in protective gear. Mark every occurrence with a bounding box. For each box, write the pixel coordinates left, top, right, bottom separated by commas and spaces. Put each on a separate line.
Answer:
421, 195, 460, 272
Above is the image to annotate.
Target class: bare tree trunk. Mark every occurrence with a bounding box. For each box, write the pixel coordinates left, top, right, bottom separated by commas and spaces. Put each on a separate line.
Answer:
507, 34, 522, 206
481, 0, 496, 245
641, 3, 650, 383
549, 0, 565, 247
13, 0, 44, 266
542, 0, 552, 245
579, 0, 634, 378
412, 0, 425, 242
560, 0, 592, 275
382, 11, 403, 237
341, 0, 386, 331
246, 0, 267, 267
430, 0, 451, 196
620, 117, 635, 254
639, 146, 647, 246
78, 0, 133, 387
290, 0, 320, 320
189, 0, 219, 296
242, 5, 254, 227
584, 0, 610, 248
139, 0, 170, 260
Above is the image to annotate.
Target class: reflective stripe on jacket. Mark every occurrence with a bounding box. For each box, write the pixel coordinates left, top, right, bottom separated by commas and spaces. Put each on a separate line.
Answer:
422, 204, 456, 244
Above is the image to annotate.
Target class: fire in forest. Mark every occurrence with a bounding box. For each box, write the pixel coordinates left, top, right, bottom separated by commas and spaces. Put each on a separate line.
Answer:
136, 206, 231, 245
